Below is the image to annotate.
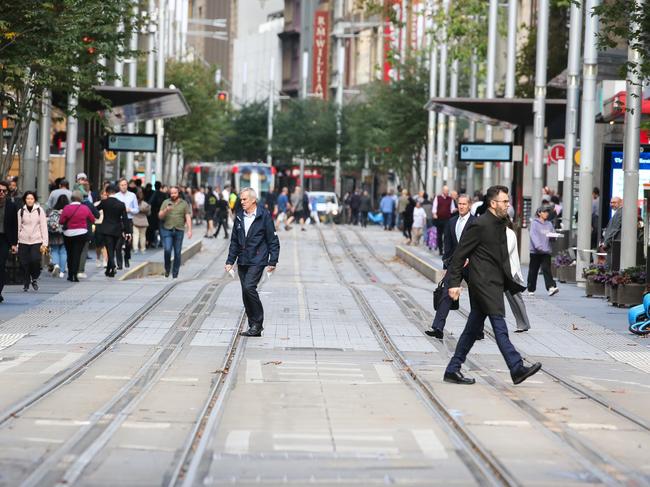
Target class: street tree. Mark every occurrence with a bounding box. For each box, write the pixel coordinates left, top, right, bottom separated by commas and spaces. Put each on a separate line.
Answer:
0, 0, 140, 178
164, 60, 230, 165
219, 101, 268, 162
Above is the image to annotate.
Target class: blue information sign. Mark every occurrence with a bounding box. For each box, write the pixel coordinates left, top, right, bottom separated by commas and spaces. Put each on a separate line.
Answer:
458, 143, 512, 162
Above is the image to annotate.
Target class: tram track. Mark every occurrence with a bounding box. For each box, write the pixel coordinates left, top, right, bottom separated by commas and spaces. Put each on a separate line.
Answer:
316, 225, 518, 487
351, 226, 650, 433
0, 240, 229, 429
0, 240, 246, 486
339, 225, 648, 486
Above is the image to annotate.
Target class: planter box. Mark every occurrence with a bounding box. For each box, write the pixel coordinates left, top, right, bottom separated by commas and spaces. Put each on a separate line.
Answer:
563, 264, 577, 284
557, 265, 567, 283
616, 283, 645, 307
606, 284, 619, 305
585, 278, 606, 297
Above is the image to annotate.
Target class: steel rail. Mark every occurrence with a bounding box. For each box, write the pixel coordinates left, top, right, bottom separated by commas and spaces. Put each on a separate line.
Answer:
317, 225, 518, 487
345, 226, 646, 485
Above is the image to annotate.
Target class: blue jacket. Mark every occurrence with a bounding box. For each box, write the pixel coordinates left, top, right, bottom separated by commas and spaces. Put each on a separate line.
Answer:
226, 207, 280, 266
379, 195, 395, 213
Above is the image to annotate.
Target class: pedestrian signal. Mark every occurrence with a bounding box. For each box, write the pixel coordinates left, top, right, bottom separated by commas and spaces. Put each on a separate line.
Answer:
216, 91, 228, 102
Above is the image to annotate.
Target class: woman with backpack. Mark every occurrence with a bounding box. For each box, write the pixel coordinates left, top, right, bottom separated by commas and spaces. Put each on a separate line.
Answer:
60, 191, 95, 282
17, 191, 48, 291
47, 194, 69, 278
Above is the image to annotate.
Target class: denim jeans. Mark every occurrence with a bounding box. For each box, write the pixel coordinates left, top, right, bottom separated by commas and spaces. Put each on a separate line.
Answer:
161, 227, 184, 277
50, 243, 67, 273
446, 309, 523, 374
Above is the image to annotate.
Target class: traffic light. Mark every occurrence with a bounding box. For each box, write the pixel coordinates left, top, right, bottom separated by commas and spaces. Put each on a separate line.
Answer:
216, 91, 228, 102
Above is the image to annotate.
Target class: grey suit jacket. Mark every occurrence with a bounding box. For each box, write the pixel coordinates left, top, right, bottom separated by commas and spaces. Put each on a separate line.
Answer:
603, 209, 622, 248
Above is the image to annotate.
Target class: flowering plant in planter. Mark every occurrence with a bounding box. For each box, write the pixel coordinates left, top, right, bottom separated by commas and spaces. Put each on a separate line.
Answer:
554, 253, 573, 266
621, 266, 646, 284
583, 263, 606, 279
610, 273, 631, 287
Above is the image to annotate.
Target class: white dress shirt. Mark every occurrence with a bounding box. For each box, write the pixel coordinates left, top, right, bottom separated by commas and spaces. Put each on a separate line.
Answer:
243, 207, 257, 236
114, 190, 139, 219
455, 213, 470, 242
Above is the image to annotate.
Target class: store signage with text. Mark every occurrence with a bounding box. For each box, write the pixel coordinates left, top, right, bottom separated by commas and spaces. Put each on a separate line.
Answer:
312, 11, 330, 100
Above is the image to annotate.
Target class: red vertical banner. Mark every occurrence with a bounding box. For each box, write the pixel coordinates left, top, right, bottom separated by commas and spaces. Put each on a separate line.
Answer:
383, 0, 402, 83
312, 11, 330, 99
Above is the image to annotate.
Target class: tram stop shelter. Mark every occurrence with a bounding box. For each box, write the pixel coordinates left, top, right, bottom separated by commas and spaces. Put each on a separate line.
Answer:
424, 97, 567, 227
79, 86, 190, 184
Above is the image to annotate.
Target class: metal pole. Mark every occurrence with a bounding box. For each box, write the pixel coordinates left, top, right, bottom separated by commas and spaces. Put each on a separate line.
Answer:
446, 56, 458, 188
145, 0, 156, 183
466, 51, 477, 197
155, 0, 166, 184
502, 0, 518, 192
576, 0, 601, 282
620, 0, 644, 269
38, 90, 51, 201
65, 90, 78, 184
126, 0, 139, 181
435, 0, 449, 195
242, 61, 248, 103
22, 113, 38, 192
425, 16, 437, 197
561, 0, 583, 230
266, 57, 274, 166
531, 0, 549, 215
335, 38, 344, 197
301, 51, 309, 99
425, 46, 437, 197
483, 0, 498, 191
114, 20, 125, 87
170, 146, 178, 185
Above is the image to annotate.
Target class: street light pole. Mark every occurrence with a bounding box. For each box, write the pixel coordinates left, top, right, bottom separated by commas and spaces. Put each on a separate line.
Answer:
125, 0, 139, 181
620, 0, 645, 269
446, 57, 458, 187
65, 85, 78, 184
483, 0, 498, 191
561, 0, 583, 231
145, 0, 156, 183
466, 51, 478, 197
426, 40, 438, 198
502, 0, 518, 193
155, 0, 166, 184
37, 90, 51, 201
531, 0, 549, 214
266, 57, 275, 167
435, 0, 449, 195
576, 0, 601, 283
334, 0, 344, 197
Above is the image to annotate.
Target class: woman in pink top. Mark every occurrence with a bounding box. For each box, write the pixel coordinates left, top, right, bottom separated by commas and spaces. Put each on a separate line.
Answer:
59, 191, 95, 282
17, 191, 48, 291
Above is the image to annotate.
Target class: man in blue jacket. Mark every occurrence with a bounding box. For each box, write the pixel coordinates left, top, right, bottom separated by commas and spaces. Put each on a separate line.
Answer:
225, 188, 280, 337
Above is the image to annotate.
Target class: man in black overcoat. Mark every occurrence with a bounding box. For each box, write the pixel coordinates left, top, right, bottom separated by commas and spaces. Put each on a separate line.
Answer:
444, 185, 542, 385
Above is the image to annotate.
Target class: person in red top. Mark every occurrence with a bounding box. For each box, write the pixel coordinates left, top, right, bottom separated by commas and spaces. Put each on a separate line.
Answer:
59, 191, 95, 282
432, 185, 456, 256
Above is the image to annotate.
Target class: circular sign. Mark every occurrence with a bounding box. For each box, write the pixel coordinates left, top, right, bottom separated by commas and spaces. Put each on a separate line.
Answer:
105, 150, 117, 161
549, 143, 565, 163
574, 149, 581, 165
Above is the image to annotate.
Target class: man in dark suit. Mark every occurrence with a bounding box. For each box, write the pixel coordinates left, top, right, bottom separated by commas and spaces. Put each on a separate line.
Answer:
0, 180, 18, 303
444, 185, 542, 385
225, 188, 280, 337
426, 194, 476, 339
97, 185, 130, 277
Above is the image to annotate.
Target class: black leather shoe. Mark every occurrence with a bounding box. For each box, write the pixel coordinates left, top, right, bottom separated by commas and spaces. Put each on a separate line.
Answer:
425, 329, 444, 339
511, 362, 542, 385
240, 327, 263, 337
164, 271, 170, 278
443, 371, 476, 385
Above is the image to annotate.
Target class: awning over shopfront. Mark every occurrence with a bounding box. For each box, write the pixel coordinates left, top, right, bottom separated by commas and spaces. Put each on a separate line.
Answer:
84, 86, 190, 125
424, 97, 566, 130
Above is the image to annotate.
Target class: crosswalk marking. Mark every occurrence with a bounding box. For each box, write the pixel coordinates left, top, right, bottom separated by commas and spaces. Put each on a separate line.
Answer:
568, 423, 618, 431
35, 419, 91, 427
245, 359, 264, 383
0, 352, 39, 373
373, 363, 400, 383
39, 352, 83, 375
411, 429, 448, 459
0, 333, 27, 351
224, 430, 251, 454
